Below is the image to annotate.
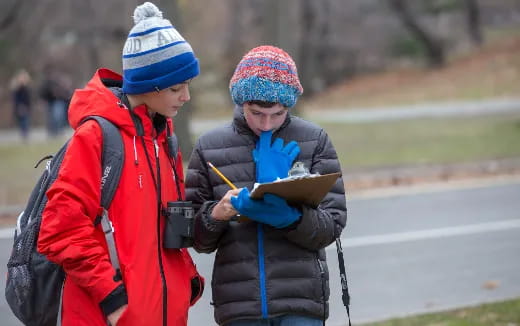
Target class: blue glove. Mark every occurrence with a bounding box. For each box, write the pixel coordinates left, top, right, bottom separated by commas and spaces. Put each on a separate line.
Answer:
252, 130, 300, 183
231, 188, 301, 228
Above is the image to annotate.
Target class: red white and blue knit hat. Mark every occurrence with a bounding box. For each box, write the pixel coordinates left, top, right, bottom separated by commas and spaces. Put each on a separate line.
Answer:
230, 46, 304, 108
122, 2, 199, 94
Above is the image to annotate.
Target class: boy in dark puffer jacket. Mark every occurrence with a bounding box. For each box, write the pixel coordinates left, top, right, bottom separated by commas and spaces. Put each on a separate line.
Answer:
186, 46, 347, 326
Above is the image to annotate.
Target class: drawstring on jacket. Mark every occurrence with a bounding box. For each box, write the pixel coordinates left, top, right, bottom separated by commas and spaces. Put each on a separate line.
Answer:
133, 136, 139, 165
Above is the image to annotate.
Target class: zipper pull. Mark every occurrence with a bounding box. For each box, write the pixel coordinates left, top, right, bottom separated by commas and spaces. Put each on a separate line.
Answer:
153, 139, 159, 158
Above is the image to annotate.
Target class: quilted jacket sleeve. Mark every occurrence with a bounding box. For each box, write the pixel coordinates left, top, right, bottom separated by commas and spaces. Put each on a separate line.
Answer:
185, 140, 229, 254
37, 121, 126, 314
284, 129, 347, 250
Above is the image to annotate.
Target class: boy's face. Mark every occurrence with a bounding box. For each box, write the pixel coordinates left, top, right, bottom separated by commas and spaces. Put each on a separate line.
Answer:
141, 81, 191, 118
243, 102, 288, 136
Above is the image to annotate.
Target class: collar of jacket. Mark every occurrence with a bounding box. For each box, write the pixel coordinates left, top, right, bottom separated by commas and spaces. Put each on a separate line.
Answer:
232, 105, 292, 139
110, 86, 168, 139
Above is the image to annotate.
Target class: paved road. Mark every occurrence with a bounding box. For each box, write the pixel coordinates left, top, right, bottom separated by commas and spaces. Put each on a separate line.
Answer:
2, 178, 518, 325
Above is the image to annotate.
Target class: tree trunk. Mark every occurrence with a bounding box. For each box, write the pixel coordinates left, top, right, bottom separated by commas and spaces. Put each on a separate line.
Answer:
262, 0, 302, 114
160, 0, 194, 158
262, 0, 279, 45
223, 0, 247, 79
0, 0, 25, 32
299, 0, 318, 96
388, 0, 445, 67
82, 0, 100, 73
464, 0, 483, 46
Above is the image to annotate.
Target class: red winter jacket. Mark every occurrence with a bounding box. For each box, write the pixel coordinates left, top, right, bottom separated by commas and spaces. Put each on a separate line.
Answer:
38, 69, 203, 326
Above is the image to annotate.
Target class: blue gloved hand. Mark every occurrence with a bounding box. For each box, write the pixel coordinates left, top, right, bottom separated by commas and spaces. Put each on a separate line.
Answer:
253, 130, 300, 183
231, 188, 301, 228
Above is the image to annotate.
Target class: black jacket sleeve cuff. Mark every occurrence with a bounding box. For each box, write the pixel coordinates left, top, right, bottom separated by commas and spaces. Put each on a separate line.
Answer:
99, 284, 128, 316
190, 275, 205, 305
203, 202, 229, 231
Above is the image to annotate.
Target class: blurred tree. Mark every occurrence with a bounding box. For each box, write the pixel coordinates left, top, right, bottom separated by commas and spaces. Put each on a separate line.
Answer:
263, 0, 279, 45
222, 0, 250, 80
74, 1, 101, 74
160, 0, 194, 157
464, 0, 483, 45
262, 0, 298, 54
298, 0, 333, 96
262, 0, 303, 114
299, 0, 320, 96
0, 0, 25, 31
388, 0, 446, 67
1, 0, 520, 130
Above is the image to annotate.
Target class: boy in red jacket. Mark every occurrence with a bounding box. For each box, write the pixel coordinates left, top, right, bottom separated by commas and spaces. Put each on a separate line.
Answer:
38, 2, 203, 325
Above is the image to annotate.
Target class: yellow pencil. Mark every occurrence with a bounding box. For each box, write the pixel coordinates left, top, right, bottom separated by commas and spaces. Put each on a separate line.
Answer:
207, 162, 248, 222
207, 162, 237, 190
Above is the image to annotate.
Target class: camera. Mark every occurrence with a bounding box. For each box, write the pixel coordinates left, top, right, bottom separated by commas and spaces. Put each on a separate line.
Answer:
163, 201, 194, 249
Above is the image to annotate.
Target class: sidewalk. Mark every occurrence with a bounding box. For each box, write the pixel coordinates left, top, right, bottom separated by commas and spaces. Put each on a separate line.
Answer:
344, 157, 520, 191
1, 97, 520, 144
0, 128, 72, 144
305, 97, 520, 123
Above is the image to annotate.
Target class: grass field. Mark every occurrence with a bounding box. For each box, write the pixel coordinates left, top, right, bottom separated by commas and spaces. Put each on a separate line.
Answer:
361, 297, 520, 326
323, 113, 520, 170
0, 139, 64, 208
1, 112, 519, 207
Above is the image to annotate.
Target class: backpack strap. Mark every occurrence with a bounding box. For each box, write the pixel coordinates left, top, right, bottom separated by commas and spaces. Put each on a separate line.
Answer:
89, 116, 124, 208
82, 116, 124, 281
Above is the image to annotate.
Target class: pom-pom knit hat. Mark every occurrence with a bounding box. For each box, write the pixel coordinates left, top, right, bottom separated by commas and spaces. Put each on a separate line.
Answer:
230, 45, 303, 108
122, 2, 199, 94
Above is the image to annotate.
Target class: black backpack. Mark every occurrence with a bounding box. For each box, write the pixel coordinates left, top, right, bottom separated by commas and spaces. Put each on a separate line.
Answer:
5, 116, 124, 326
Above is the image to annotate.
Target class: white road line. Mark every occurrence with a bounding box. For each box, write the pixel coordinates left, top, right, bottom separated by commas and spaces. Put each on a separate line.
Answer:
3, 219, 517, 247
329, 219, 520, 249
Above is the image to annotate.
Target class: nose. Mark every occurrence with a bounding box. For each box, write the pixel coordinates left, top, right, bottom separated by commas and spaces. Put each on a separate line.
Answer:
260, 116, 274, 132
180, 85, 190, 102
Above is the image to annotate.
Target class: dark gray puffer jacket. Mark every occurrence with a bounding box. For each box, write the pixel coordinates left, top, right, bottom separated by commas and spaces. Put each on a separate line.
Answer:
185, 106, 347, 325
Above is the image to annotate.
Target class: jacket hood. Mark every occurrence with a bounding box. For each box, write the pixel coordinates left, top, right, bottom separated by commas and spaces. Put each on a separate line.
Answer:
68, 69, 138, 135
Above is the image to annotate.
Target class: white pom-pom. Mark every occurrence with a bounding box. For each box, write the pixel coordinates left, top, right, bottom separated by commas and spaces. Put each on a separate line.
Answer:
133, 2, 163, 24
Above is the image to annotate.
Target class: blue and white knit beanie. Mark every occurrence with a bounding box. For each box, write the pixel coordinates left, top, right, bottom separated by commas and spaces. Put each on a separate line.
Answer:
230, 45, 303, 108
122, 2, 199, 94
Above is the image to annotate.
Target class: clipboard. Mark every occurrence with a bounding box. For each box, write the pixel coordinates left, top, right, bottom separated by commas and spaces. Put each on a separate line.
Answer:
249, 172, 341, 208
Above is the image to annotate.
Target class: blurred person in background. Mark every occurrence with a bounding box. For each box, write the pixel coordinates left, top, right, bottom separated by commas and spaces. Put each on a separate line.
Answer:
9, 69, 32, 141
39, 66, 72, 137
186, 45, 347, 326
37, 2, 204, 325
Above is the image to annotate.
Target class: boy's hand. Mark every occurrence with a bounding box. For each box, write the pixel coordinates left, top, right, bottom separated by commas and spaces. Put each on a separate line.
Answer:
230, 188, 300, 228
212, 189, 241, 221
107, 304, 127, 326
253, 130, 300, 183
